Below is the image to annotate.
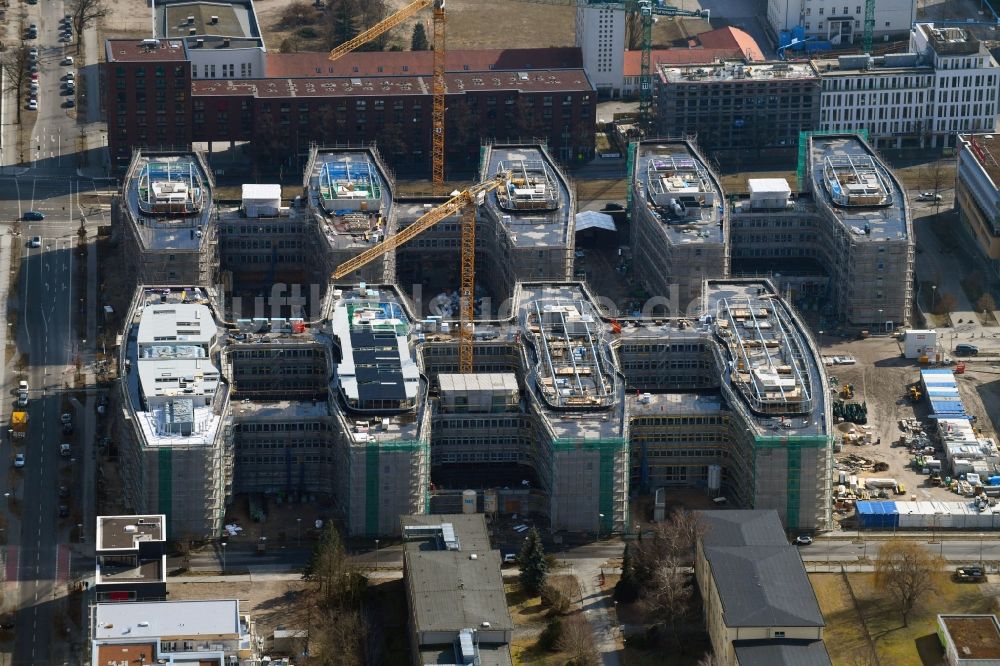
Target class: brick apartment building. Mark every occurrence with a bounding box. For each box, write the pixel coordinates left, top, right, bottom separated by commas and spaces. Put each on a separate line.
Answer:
105, 42, 597, 173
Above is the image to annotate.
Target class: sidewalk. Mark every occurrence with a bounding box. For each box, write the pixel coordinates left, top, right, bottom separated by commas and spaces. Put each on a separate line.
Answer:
571, 558, 622, 666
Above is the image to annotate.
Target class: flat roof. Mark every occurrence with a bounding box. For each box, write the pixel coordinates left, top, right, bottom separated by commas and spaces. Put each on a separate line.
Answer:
191, 69, 593, 98
93, 600, 241, 639
97, 515, 166, 550
439, 373, 519, 393
157, 0, 259, 40
402, 514, 514, 636
634, 141, 725, 245
809, 135, 909, 241
628, 391, 723, 417
231, 399, 330, 420
939, 615, 1000, 660
420, 644, 513, 666
266, 47, 583, 78
106, 39, 188, 62
137, 303, 216, 346
124, 153, 214, 251
703, 280, 827, 437
959, 134, 1000, 195
659, 60, 817, 83
307, 149, 394, 251
517, 284, 625, 441
480, 145, 575, 249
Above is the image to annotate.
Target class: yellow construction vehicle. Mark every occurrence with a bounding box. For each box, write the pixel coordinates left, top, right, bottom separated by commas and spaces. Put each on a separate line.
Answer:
840, 383, 854, 400
908, 385, 922, 402
329, 0, 447, 192
333, 171, 511, 373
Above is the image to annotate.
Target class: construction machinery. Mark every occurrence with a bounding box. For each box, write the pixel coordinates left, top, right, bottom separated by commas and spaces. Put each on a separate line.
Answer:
328, 0, 447, 192
333, 171, 511, 373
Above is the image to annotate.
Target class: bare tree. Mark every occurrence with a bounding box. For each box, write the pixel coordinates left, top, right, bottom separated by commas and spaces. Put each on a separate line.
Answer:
923, 158, 949, 212
641, 556, 693, 647
874, 540, 941, 627
2, 44, 31, 125
70, 0, 110, 55
556, 614, 599, 666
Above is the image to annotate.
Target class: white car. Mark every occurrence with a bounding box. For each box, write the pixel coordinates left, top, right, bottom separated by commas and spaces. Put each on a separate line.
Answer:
26, 100, 37, 111
62, 56, 74, 66
28, 236, 41, 248
13, 453, 25, 468
917, 192, 943, 202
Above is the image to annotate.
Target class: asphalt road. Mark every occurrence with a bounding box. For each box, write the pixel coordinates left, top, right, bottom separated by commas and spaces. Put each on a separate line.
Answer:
0, 3, 98, 660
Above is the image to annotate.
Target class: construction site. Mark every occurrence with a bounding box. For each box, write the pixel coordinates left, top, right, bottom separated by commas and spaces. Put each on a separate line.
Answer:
727, 133, 914, 328
105, 123, 844, 539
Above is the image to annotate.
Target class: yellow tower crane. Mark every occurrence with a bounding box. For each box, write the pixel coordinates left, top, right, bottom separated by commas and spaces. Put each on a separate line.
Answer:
328, 0, 447, 193
333, 171, 511, 373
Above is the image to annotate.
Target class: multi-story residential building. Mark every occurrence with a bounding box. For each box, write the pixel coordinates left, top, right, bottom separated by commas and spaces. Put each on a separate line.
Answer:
767, 0, 915, 45
729, 134, 913, 328
94, 514, 167, 602
654, 61, 821, 151
816, 24, 999, 148
116, 150, 218, 286
956, 133, 1000, 279
622, 28, 765, 98
105, 40, 597, 172
576, 3, 626, 99
90, 599, 258, 665
629, 139, 729, 312
114, 295, 231, 538
696, 510, 830, 666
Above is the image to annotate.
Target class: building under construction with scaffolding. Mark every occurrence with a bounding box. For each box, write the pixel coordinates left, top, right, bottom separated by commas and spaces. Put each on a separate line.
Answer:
729, 133, 913, 328
113, 141, 834, 538
629, 140, 729, 313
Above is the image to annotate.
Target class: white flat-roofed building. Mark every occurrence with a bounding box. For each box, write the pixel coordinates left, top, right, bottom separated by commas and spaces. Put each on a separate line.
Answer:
576, 4, 625, 98
91, 599, 257, 665
816, 25, 999, 149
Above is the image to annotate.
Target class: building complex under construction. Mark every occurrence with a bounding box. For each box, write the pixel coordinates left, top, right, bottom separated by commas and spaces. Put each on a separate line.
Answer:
113, 140, 839, 539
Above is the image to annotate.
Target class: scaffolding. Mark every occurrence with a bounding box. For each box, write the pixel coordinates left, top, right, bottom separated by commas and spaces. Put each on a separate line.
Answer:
821, 154, 893, 208
495, 159, 560, 212
137, 159, 206, 216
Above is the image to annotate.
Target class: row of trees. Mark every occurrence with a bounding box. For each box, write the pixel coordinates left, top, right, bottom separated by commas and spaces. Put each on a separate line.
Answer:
299, 526, 372, 665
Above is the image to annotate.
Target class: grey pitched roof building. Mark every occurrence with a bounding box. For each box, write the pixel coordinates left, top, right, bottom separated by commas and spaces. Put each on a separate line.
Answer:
733, 639, 834, 666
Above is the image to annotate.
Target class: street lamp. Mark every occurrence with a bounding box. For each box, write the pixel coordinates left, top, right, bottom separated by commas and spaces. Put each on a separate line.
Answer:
932, 285, 938, 310
598, 513, 605, 540
221, 542, 227, 573
76, 523, 83, 544
877, 309, 883, 334
374, 539, 380, 570
296, 518, 302, 547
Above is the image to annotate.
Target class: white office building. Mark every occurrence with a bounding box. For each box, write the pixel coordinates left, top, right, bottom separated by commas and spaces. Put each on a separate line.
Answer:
816, 24, 998, 148
576, 4, 626, 98
767, 0, 915, 45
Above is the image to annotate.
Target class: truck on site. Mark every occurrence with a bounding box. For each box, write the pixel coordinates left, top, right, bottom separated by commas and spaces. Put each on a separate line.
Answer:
10, 410, 27, 440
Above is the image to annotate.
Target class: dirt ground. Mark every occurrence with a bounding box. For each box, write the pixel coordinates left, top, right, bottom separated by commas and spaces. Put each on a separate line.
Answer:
819, 333, 1000, 518
167, 578, 312, 651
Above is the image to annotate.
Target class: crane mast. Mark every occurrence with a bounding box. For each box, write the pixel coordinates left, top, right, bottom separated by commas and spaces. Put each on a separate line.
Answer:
328, 0, 447, 193
333, 172, 511, 373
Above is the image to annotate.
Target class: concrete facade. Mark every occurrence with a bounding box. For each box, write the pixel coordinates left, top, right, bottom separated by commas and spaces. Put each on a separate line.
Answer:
767, 0, 914, 44
956, 133, 1000, 279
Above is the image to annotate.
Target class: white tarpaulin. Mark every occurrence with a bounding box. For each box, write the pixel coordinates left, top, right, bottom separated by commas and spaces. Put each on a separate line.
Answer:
575, 210, 617, 233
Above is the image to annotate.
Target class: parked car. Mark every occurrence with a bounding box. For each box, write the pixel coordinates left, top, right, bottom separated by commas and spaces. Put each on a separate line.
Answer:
57, 505, 69, 518
13, 453, 24, 468
62, 56, 74, 66
795, 535, 813, 546
917, 192, 943, 202
60, 413, 73, 435
64, 99, 75, 108
28, 236, 41, 248
58, 485, 69, 499
502, 553, 518, 566
26, 100, 37, 111
22, 211, 44, 221
59, 443, 72, 458
955, 566, 985, 582
955, 343, 979, 356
